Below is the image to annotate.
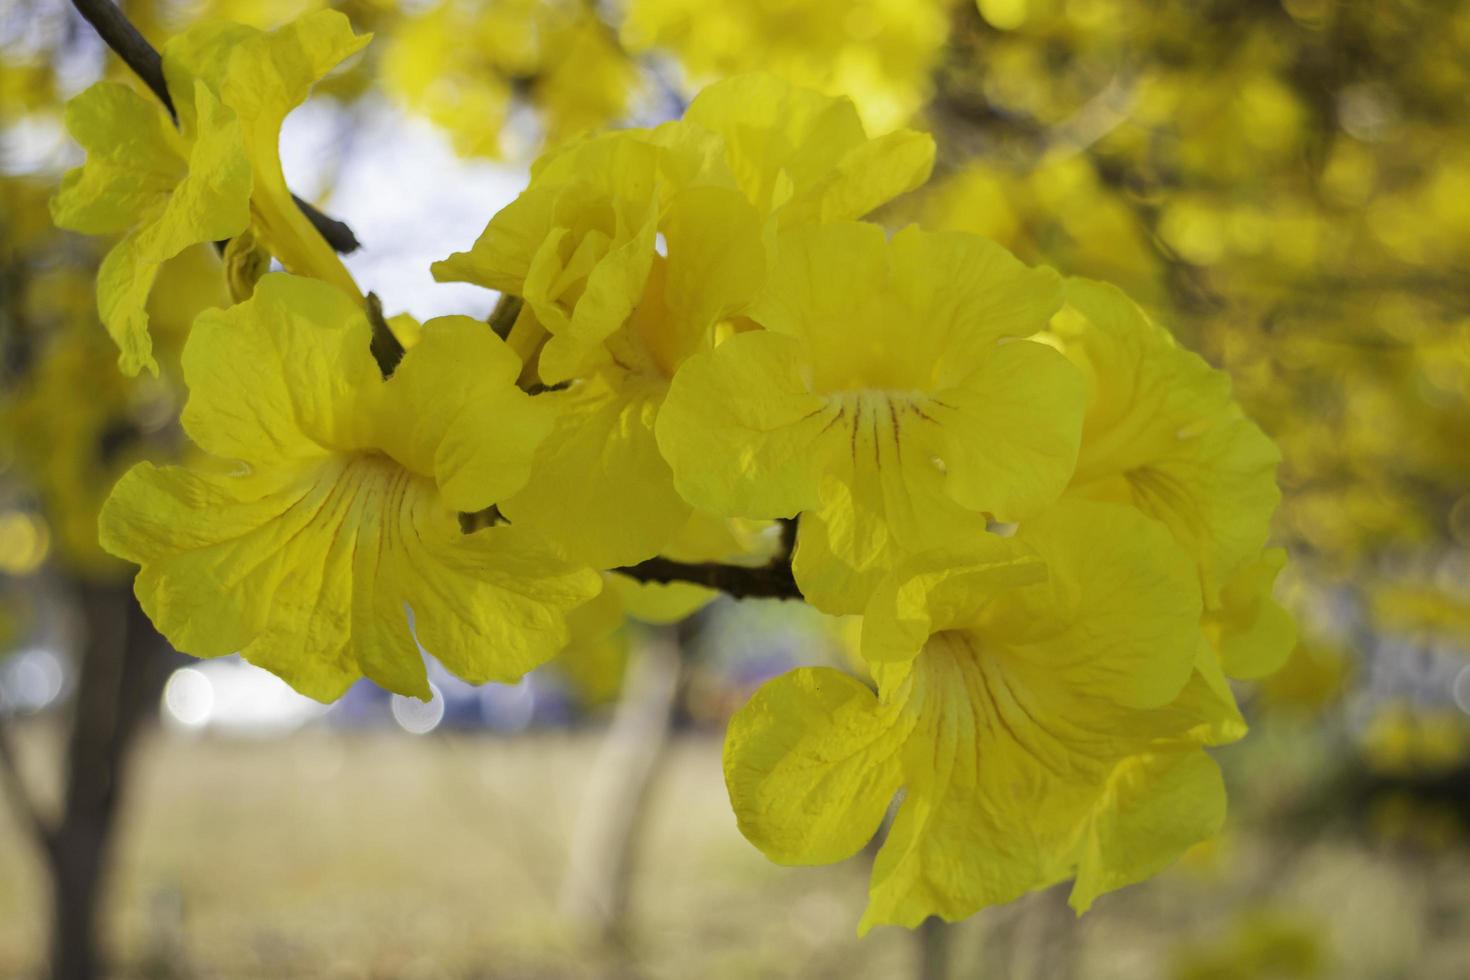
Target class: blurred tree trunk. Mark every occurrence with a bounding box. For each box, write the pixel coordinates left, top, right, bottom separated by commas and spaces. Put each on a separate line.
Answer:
917, 917, 952, 980
0, 581, 164, 980
559, 622, 687, 948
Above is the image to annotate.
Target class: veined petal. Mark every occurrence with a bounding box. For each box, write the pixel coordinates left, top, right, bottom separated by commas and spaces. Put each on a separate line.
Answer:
994, 500, 1202, 711
657, 330, 834, 519
933, 339, 1083, 521
100, 453, 598, 702
378, 315, 553, 511
725, 667, 908, 865
87, 81, 251, 376
889, 226, 1064, 376
1067, 749, 1226, 913
861, 541, 1048, 666
181, 273, 380, 465
50, 82, 184, 235
1059, 278, 1282, 603
101, 459, 369, 700
381, 514, 603, 689
861, 642, 1102, 930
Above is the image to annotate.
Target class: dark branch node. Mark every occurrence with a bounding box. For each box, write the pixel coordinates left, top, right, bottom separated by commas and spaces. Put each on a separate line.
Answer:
613, 557, 802, 601
366, 292, 406, 376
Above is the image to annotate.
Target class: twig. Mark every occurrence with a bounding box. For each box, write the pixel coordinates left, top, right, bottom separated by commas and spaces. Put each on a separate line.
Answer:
0, 724, 54, 853
365, 292, 405, 376
614, 557, 801, 600
68, 0, 361, 255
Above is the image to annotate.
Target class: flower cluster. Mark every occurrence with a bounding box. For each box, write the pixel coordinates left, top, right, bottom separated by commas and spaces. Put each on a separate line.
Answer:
59, 14, 1291, 930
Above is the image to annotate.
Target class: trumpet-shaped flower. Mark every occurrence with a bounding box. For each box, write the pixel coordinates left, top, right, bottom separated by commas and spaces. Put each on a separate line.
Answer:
724, 500, 1237, 930
51, 11, 366, 376
658, 222, 1084, 613
99, 274, 600, 701
432, 131, 665, 384
1053, 278, 1289, 674
433, 73, 935, 386
162, 11, 367, 300
497, 185, 769, 566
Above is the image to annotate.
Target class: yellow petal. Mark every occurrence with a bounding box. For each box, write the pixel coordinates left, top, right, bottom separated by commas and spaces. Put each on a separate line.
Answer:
1059, 278, 1282, 603
1068, 750, 1226, 913
378, 315, 553, 512
657, 330, 833, 518
100, 456, 599, 701
78, 81, 251, 376
997, 499, 1203, 710
166, 12, 368, 299
1205, 547, 1297, 680
724, 667, 907, 865
50, 81, 184, 235
502, 373, 689, 567
683, 74, 932, 224
931, 339, 1084, 521
608, 575, 715, 624
180, 273, 380, 466
861, 540, 1048, 666
861, 641, 1100, 930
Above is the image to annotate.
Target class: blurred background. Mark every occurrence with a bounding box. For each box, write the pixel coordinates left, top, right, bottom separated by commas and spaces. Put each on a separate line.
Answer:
2, 0, 1469, 977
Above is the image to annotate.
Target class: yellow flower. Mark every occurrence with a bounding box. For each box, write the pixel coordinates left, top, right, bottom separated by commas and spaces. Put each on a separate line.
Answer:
724, 500, 1234, 930
1050, 279, 1291, 679
1054, 278, 1283, 609
99, 274, 600, 701
496, 185, 768, 567
431, 76, 936, 570
433, 130, 665, 384
658, 223, 1083, 613
162, 12, 367, 299
50, 11, 366, 376
434, 74, 935, 385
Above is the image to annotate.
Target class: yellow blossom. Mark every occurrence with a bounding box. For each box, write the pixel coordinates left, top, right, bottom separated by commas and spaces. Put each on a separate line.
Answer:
99, 274, 600, 701
725, 500, 1238, 929
659, 222, 1083, 612
50, 11, 366, 375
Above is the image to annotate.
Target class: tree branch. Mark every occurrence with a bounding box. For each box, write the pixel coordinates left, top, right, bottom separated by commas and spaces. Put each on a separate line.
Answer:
365, 292, 405, 376
69, 0, 361, 255
0, 723, 54, 854
613, 557, 801, 600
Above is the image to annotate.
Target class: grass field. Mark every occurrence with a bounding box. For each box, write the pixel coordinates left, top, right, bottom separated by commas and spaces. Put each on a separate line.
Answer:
1, 722, 1468, 978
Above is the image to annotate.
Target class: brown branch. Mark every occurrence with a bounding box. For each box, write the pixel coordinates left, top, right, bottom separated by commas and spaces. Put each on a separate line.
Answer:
365, 292, 405, 376
69, 0, 361, 255
0, 724, 54, 853
613, 557, 801, 600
